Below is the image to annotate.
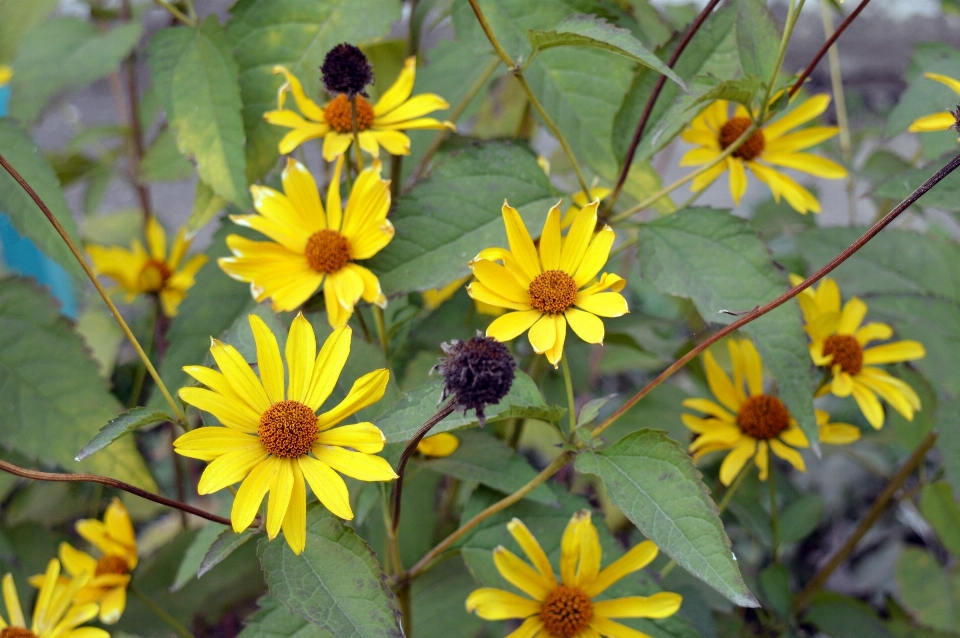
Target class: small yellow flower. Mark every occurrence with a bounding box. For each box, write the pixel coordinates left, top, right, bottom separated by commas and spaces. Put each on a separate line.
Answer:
86, 217, 207, 317
264, 58, 454, 160
219, 157, 392, 327
682, 339, 859, 486
680, 95, 847, 214
422, 275, 505, 316
3, 559, 107, 638
52, 499, 137, 625
468, 200, 628, 367
416, 433, 460, 457
792, 275, 926, 429
174, 313, 397, 554
908, 73, 960, 135
0, 66, 12, 88
466, 510, 682, 638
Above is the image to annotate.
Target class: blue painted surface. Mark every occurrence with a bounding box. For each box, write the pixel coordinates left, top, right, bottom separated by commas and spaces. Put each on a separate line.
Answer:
0, 80, 79, 318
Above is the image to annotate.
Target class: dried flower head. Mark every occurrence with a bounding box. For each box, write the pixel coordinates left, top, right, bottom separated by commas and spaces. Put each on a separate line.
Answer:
436, 334, 516, 426
320, 43, 373, 97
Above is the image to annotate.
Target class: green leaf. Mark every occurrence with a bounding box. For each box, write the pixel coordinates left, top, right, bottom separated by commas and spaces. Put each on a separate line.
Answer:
576, 394, 615, 427
895, 547, 956, 631
0, 120, 85, 282
138, 129, 195, 182
419, 430, 558, 505
612, 3, 738, 164
873, 159, 960, 213
920, 481, 960, 558
638, 207, 817, 445
199, 528, 257, 578
688, 75, 762, 110
575, 429, 758, 607
376, 371, 563, 444
778, 493, 822, 546
0, 0, 57, 64
758, 563, 791, 620
936, 397, 960, 499
0, 278, 155, 489
805, 593, 898, 638
367, 141, 557, 295
171, 522, 225, 592
527, 15, 685, 89
239, 596, 332, 638
226, 0, 401, 180
147, 17, 249, 207
10, 18, 140, 123
75, 407, 172, 461
259, 504, 403, 638
735, 0, 780, 83
409, 555, 483, 638
188, 180, 227, 236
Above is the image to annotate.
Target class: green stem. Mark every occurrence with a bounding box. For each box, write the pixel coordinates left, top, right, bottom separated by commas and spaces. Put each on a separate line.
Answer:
130, 585, 195, 638
373, 305, 390, 360
560, 352, 577, 436
152, 0, 195, 25
769, 466, 780, 562
465, 0, 590, 195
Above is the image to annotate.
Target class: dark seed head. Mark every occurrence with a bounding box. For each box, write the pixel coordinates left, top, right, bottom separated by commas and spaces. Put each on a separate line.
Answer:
435, 334, 516, 427
320, 43, 374, 97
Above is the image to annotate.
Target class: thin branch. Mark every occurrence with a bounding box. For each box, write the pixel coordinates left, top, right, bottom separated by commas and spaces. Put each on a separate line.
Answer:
402, 450, 573, 583
603, 0, 723, 219
0, 458, 232, 526
789, 0, 873, 97
792, 431, 936, 612
0, 153, 185, 421
152, 0, 196, 26
592, 151, 960, 439
120, 0, 152, 222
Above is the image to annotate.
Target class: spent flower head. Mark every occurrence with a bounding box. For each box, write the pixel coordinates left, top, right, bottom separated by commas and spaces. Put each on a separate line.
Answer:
436, 334, 516, 427
320, 43, 374, 97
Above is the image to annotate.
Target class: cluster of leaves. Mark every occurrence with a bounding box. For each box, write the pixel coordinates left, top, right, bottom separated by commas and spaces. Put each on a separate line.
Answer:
2, 0, 960, 638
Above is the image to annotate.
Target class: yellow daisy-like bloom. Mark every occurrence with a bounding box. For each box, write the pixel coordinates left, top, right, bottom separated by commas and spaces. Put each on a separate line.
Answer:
468, 200, 628, 367
173, 313, 398, 554
416, 432, 460, 457
50, 499, 136, 625
908, 73, 960, 135
682, 339, 860, 486
466, 510, 682, 638
2, 559, 107, 638
219, 156, 392, 328
264, 58, 454, 160
86, 217, 207, 317
679, 95, 847, 214
791, 275, 926, 429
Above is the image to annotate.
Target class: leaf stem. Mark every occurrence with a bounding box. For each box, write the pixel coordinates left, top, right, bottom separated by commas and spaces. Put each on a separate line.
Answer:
0, 153, 184, 422
769, 466, 780, 562
561, 352, 577, 436
130, 585, 195, 638
792, 431, 936, 612
152, 0, 196, 26
466, 0, 590, 195
592, 151, 960, 439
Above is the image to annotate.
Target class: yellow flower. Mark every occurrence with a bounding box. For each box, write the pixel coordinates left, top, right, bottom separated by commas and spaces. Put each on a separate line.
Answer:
908, 73, 960, 134
51, 499, 137, 625
468, 200, 628, 367
466, 510, 682, 638
792, 275, 926, 429
0, 66, 12, 88
682, 339, 859, 486
422, 276, 505, 316
679, 95, 847, 214
174, 313, 397, 554
264, 58, 454, 160
219, 157, 392, 327
416, 433, 460, 457
86, 217, 207, 317
2, 559, 107, 638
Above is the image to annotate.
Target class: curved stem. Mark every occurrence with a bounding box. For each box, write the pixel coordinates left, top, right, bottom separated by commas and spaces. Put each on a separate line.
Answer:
466, 0, 590, 195
0, 458, 232, 526
560, 352, 577, 436
0, 153, 184, 421
593, 152, 960, 439
130, 585, 195, 638
403, 450, 573, 582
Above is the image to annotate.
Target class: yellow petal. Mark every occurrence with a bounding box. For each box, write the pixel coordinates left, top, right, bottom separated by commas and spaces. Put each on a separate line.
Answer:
210, 339, 271, 413
281, 468, 307, 555
560, 511, 588, 586
765, 126, 840, 153
573, 226, 615, 288
769, 439, 806, 472
375, 90, 449, 124
322, 132, 354, 161
58, 543, 97, 577
2, 574, 25, 628
266, 458, 295, 539
502, 202, 542, 282
311, 446, 397, 482
415, 432, 459, 457
249, 315, 285, 404
197, 447, 269, 495
908, 111, 957, 132
487, 310, 543, 342
703, 350, 741, 413
465, 588, 540, 620
528, 314, 557, 355
851, 382, 885, 429
682, 398, 735, 421
325, 156, 346, 231
819, 422, 861, 445
589, 616, 656, 638
231, 457, 278, 533
856, 322, 893, 346
762, 152, 847, 179
560, 200, 599, 274
472, 259, 530, 304
281, 158, 325, 230
271, 66, 326, 122
98, 586, 125, 625
469, 281, 534, 311
145, 216, 167, 262
755, 440, 769, 481
565, 308, 604, 345
925, 72, 960, 96
719, 438, 756, 486
538, 203, 563, 271
837, 297, 867, 335
304, 326, 351, 412
574, 291, 628, 317
582, 540, 657, 598
369, 129, 411, 155
728, 157, 748, 206
862, 340, 925, 364
764, 94, 830, 140
373, 57, 416, 117
593, 592, 682, 619
493, 546, 553, 600
574, 515, 602, 588
173, 427, 260, 461
831, 370, 854, 397
316, 369, 390, 430
286, 313, 317, 404
505, 616, 544, 638
178, 387, 261, 433
298, 456, 353, 519
507, 519, 558, 589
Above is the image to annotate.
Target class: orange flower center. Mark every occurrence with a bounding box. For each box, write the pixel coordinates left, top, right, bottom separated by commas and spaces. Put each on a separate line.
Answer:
736, 394, 790, 440
95, 554, 129, 576
528, 270, 578, 315
138, 259, 172, 292
540, 585, 594, 637
719, 116, 765, 161
305, 229, 351, 274
324, 94, 375, 134
258, 400, 318, 458
1, 628, 37, 638
822, 334, 863, 375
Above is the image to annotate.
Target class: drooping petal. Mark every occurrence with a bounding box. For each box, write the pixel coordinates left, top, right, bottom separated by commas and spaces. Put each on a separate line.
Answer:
265, 458, 295, 539
281, 467, 307, 555
97, 586, 125, 625
769, 438, 806, 472
298, 456, 353, 519
311, 446, 398, 482
197, 447, 269, 495
589, 616, 656, 638
565, 308, 605, 344
728, 157, 748, 206
231, 457, 278, 532
271, 66, 327, 122
719, 438, 756, 486
851, 382, 885, 429
528, 314, 557, 357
